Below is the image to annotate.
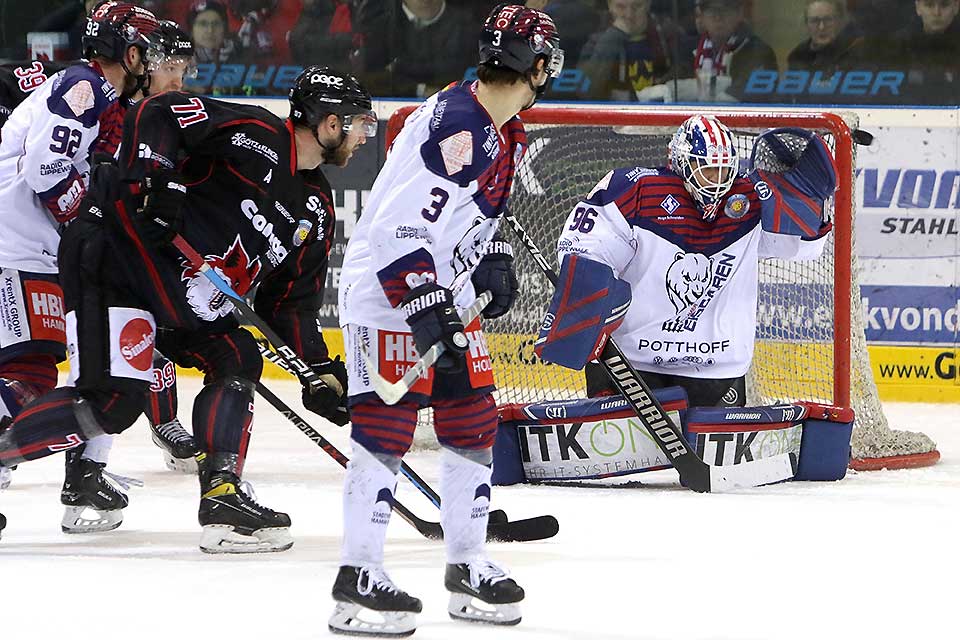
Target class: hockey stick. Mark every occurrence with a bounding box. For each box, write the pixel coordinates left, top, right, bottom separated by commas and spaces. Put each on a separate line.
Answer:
173, 234, 557, 541
502, 210, 795, 493
359, 291, 493, 405
255, 339, 558, 542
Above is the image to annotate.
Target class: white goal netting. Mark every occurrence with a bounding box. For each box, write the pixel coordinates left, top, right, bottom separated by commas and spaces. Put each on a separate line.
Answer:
391, 107, 937, 468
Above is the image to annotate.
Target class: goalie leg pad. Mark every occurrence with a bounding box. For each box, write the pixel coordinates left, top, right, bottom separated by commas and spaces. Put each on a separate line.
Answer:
535, 255, 631, 371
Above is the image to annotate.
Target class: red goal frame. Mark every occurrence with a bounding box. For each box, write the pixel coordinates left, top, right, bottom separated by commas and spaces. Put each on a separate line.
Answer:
386, 106, 855, 408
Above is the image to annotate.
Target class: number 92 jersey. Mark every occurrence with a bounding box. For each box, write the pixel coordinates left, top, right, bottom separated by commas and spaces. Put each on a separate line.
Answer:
339, 82, 527, 331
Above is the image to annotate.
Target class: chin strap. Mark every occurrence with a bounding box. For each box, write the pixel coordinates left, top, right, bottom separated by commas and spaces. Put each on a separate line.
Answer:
119, 56, 148, 99
315, 120, 347, 165
520, 70, 549, 112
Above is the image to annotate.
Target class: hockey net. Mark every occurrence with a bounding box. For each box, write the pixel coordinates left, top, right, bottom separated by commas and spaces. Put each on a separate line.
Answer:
385, 106, 939, 471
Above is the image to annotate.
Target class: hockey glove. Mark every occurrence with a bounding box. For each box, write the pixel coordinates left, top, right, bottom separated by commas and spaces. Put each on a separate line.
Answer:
302, 356, 350, 426
401, 282, 469, 374
136, 170, 187, 246
471, 238, 519, 319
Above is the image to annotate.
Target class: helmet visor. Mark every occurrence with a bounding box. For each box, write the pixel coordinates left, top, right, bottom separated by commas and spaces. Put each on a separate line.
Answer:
342, 110, 378, 138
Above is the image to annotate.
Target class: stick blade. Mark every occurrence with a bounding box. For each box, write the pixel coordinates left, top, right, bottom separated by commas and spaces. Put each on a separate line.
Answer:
486, 515, 559, 543
707, 453, 797, 492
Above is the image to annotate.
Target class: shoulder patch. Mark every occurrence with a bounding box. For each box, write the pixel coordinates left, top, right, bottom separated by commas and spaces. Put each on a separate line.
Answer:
438, 130, 473, 175
62, 79, 94, 117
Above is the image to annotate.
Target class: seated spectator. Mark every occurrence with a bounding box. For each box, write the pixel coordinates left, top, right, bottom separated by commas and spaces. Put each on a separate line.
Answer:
849, 0, 918, 40
357, 0, 475, 97
579, 0, 680, 101
893, 0, 960, 104
290, 1, 362, 72
787, 1, 864, 73
231, 0, 302, 66
32, 0, 100, 60
187, 0, 246, 93
691, 0, 777, 102
527, 0, 601, 69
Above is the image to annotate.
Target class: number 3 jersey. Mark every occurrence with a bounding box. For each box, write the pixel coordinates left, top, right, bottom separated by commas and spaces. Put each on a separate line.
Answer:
559, 166, 831, 379
339, 82, 526, 331
0, 62, 125, 273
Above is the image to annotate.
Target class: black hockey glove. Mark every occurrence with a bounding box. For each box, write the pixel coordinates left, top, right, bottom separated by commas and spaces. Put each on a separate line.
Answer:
401, 282, 469, 374
302, 356, 350, 426
471, 237, 519, 319
136, 170, 187, 246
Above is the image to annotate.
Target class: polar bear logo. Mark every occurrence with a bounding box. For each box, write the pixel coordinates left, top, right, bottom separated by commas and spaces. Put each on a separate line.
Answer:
665, 251, 712, 314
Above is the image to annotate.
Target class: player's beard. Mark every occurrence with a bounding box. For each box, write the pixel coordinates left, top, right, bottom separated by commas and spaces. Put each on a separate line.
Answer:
324, 141, 352, 167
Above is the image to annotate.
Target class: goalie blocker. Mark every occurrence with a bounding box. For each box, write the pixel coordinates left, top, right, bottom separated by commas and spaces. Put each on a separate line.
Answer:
493, 390, 854, 485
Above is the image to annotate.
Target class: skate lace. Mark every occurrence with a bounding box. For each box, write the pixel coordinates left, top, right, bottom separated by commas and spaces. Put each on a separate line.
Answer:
357, 566, 401, 597
468, 559, 510, 589
157, 420, 193, 444
237, 480, 276, 513
102, 470, 144, 491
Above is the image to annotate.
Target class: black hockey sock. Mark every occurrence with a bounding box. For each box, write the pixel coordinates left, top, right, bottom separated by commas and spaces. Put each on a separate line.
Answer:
192, 377, 254, 469
0, 388, 98, 466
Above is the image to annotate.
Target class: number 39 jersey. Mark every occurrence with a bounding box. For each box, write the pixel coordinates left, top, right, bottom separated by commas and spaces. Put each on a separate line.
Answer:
339, 82, 526, 331
0, 63, 125, 273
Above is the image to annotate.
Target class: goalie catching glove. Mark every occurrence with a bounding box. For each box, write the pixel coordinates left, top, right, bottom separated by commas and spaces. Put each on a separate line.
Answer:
302, 356, 350, 426
535, 254, 631, 370
136, 169, 187, 246
401, 282, 469, 374
471, 235, 519, 319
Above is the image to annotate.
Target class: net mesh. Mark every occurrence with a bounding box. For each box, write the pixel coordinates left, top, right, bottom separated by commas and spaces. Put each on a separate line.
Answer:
405, 109, 936, 462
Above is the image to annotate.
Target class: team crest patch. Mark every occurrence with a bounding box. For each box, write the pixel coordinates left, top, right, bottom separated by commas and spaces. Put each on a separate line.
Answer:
724, 193, 749, 219
438, 130, 473, 175
660, 194, 681, 214
180, 236, 262, 321
62, 80, 94, 117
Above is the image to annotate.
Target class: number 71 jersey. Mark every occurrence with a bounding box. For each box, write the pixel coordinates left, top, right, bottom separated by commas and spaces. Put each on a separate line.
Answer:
339, 82, 526, 331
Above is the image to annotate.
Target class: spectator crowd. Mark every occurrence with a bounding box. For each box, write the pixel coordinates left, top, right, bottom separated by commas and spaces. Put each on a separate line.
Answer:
23, 0, 960, 103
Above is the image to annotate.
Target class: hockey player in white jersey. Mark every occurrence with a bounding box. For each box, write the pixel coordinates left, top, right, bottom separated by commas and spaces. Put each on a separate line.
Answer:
331, 4, 563, 636
535, 115, 838, 408
0, 1, 162, 531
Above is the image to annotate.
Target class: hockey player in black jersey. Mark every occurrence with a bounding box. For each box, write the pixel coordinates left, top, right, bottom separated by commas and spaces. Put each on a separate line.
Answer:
0, 18, 204, 530
0, 65, 375, 552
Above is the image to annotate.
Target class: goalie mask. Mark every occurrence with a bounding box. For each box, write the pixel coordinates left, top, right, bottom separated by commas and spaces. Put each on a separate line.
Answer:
479, 4, 564, 105
669, 115, 739, 221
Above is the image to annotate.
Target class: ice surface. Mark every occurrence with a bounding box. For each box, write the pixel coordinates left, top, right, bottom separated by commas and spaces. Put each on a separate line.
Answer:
1, 379, 956, 639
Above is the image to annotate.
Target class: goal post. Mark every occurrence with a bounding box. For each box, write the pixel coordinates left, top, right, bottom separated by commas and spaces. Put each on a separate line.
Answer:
384, 105, 939, 471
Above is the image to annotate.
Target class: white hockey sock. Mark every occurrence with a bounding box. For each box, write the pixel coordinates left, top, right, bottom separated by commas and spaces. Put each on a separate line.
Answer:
440, 447, 493, 564
340, 440, 400, 567
81, 434, 114, 464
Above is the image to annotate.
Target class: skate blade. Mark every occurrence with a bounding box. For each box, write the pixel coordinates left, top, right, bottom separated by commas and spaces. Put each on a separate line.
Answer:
0, 466, 11, 491
199, 524, 293, 554
328, 601, 417, 637
447, 593, 521, 626
61, 505, 123, 534
161, 451, 198, 474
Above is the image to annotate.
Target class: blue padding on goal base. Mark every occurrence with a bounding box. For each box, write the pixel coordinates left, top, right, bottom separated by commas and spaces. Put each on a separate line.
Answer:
795, 404, 855, 481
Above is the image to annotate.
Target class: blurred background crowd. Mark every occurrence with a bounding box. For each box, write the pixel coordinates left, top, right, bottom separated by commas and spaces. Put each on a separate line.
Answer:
1, 0, 957, 104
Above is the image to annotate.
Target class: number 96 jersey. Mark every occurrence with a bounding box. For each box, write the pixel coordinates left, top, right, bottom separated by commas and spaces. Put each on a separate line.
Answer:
339, 82, 526, 332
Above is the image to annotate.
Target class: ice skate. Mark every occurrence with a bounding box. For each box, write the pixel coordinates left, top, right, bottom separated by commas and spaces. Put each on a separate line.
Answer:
60, 448, 132, 534
197, 471, 292, 554
150, 418, 199, 473
445, 559, 524, 625
329, 565, 422, 637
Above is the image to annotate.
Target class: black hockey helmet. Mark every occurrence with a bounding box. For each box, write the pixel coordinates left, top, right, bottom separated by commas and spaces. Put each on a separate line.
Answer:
479, 4, 564, 79
289, 66, 376, 138
146, 21, 197, 79
82, 1, 162, 63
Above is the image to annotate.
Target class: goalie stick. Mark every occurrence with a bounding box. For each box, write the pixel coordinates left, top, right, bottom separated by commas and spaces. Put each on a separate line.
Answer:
172, 234, 557, 542
359, 291, 492, 406
502, 210, 796, 493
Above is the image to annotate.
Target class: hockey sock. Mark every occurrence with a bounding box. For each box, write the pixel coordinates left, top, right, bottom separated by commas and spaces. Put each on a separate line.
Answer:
81, 434, 114, 464
0, 353, 58, 420
440, 446, 493, 564
192, 377, 254, 471
340, 440, 401, 567
145, 351, 178, 427
0, 388, 105, 467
